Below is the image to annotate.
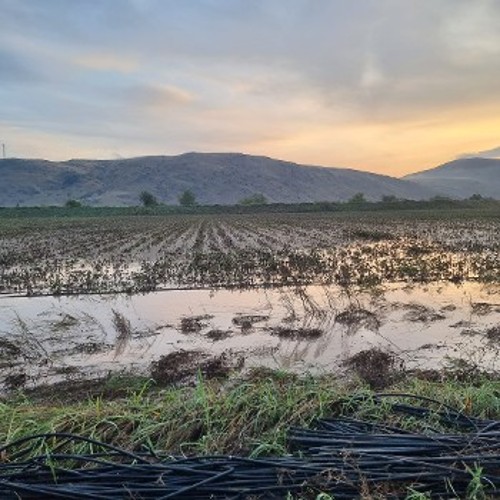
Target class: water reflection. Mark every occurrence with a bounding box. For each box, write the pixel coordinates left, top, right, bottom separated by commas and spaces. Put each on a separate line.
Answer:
0, 282, 499, 390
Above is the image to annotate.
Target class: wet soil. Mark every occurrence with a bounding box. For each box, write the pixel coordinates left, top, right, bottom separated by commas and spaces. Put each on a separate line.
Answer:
150, 350, 244, 385
344, 348, 401, 389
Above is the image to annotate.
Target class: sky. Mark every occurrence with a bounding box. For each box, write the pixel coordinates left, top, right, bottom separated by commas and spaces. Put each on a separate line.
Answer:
2, 0, 500, 176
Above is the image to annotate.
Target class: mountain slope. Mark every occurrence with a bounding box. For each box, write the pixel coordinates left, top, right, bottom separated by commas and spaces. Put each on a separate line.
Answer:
404, 157, 500, 199
0, 152, 434, 206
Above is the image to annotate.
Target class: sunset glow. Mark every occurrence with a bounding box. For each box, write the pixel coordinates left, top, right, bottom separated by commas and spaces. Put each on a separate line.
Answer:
2, 0, 500, 175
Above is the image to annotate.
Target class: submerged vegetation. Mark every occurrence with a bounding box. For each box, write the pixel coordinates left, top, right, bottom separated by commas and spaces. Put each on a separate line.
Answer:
0, 208, 499, 296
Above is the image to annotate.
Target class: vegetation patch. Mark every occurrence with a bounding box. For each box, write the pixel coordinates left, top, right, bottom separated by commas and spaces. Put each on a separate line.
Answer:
179, 314, 213, 334
472, 302, 500, 315
486, 325, 500, 344
0, 338, 22, 358
205, 329, 232, 341
335, 306, 381, 332
1, 210, 498, 295
402, 303, 446, 322
268, 326, 323, 340
232, 314, 269, 332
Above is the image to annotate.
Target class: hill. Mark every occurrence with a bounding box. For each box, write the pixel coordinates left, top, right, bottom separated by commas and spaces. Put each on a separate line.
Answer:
404, 157, 500, 199
0, 153, 434, 207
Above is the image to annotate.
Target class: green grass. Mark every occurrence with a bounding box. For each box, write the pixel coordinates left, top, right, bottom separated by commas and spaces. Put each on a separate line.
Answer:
1, 197, 499, 219
1, 372, 499, 499
1, 372, 499, 457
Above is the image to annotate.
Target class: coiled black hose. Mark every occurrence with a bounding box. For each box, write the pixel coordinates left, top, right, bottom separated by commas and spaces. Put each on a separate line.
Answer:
0, 393, 498, 499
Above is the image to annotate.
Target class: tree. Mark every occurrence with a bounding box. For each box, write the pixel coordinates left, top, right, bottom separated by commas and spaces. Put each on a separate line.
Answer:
65, 199, 82, 208
178, 189, 197, 206
140, 191, 158, 207
238, 193, 268, 205
348, 192, 366, 204
381, 194, 398, 203
469, 193, 483, 201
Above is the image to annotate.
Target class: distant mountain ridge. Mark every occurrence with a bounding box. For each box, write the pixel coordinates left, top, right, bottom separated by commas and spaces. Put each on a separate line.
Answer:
404, 157, 500, 199
0, 152, 435, 207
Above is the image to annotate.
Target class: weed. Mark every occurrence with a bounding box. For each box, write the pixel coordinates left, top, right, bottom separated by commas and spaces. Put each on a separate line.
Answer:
465, 465, 488, 500
112, 309, 132, 357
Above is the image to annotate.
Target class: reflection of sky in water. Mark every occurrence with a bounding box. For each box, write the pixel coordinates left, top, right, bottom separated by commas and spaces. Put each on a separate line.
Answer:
0, 282, 499, 389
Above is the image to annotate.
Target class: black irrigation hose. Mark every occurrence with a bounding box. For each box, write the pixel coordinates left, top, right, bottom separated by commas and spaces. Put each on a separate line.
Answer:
0, 393, 499, 499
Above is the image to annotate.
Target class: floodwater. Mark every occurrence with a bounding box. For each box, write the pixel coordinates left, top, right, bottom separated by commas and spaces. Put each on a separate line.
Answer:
0, 282, 499, 390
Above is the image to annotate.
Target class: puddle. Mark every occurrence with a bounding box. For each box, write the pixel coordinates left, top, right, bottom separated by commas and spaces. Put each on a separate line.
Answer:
0, 282, 499, 390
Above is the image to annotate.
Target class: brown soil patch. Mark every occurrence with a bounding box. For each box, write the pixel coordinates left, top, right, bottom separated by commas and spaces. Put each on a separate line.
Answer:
3, 372, 27, 390
450, 320, 474, 328
18, 375, 143, 403
344, 348, 401, 389
440, 304, 457, 312
150, 350, 244, 385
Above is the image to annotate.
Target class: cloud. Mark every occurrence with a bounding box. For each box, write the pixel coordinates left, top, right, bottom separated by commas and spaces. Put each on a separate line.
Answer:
121, 84, 195, 108
73, 53, 139, 73
2, 0, 500, 174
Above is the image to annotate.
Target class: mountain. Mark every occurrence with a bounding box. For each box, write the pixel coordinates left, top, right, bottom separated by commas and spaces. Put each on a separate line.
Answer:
0, 152, 434, 207
404, 157, 500, 199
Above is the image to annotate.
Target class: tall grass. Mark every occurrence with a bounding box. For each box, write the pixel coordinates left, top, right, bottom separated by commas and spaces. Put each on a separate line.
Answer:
1, 372, 498, 458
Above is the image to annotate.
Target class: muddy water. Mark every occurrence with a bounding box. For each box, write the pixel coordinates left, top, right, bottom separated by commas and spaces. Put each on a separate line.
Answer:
0, 282, 499, 390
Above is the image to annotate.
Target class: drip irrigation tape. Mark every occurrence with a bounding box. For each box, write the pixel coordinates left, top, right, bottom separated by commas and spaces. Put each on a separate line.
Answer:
0, 393, 498, 498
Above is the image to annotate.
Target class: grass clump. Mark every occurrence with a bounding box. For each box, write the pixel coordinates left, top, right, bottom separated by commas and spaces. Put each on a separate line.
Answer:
0, 371, 346, 457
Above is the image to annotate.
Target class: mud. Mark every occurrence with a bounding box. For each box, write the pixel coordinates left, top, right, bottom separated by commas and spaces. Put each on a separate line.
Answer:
150, 350, 244, 385
344, 348, 401, 389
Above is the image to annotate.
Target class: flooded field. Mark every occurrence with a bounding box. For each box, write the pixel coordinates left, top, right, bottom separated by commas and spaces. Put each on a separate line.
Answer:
1, 211, 499, 392
1, 211, 499, 295
1, 282, 499, 391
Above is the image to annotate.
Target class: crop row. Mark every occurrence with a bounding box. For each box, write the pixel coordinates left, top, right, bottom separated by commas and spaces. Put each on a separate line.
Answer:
0, 212, 498, 295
